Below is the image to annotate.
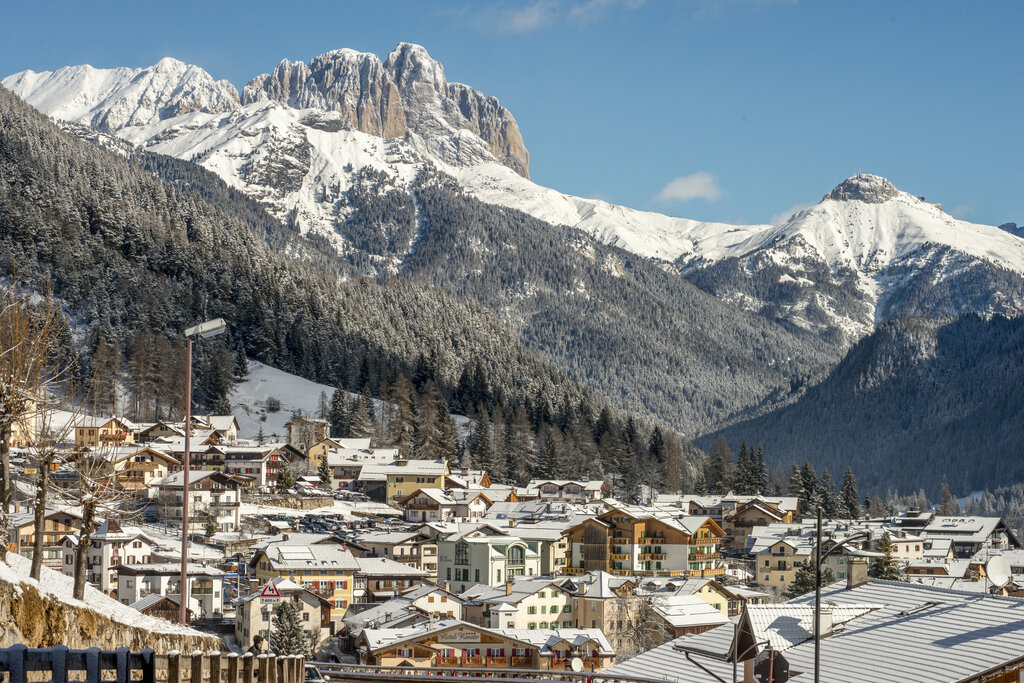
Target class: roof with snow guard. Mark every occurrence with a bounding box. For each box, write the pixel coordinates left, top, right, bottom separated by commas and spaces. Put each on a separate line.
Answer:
604, 579, 1024, 683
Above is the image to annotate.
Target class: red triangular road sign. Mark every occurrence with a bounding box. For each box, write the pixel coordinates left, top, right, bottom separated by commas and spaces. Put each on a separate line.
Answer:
260, 580, 281, 598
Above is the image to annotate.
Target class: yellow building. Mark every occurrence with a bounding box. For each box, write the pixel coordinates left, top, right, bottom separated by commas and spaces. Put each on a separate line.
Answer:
756, 538, 813, 589
383, 459, 450, 503
250, 542, 359, 619
75, 417, 136, 447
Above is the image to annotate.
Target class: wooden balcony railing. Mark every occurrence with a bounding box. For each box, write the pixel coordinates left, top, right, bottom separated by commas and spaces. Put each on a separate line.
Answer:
510, 656, 532, 667
462, 656, 482, 667
486, 656, 508, 667
436, 657, 459, 666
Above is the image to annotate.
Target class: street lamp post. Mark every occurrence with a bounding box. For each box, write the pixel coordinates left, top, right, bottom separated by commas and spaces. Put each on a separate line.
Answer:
813, 507, 871, 683
178, 318, 226, 625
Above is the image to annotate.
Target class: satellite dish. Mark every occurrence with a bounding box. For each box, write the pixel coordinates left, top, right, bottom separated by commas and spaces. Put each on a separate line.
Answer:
986, 556, 1012, 589
571, 657, 584, 672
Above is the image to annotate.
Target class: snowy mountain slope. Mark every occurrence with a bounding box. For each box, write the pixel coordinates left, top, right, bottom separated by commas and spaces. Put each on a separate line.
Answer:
2, 58, 239, 131
7, 48, 1024, 349
230, 360, 470, 440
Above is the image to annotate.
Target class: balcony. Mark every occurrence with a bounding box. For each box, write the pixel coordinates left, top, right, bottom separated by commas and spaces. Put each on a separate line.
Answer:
609, 569, 631, 576
436, 657, 459, 667
462, 656, 482, 667
639, 553, 666, 561
511, 657, 532, 667
562, 567, 584, 575
610, 553, 630, 561
689, 552, 718, 562
486, 657, 508, 667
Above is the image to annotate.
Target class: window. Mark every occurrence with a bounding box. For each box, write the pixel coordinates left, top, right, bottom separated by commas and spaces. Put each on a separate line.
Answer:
528, 623, 536, 630
563, 620, 572, 628
397, 648, 413, 658
455, 542, 470, 566
550, 605, 559, 614
428, 596, 435, 603
474, 569, 480, 582
563, 604, 572, 613
302, 613, 310, 621
528, 606, 536, 615
540, 606, 546, 614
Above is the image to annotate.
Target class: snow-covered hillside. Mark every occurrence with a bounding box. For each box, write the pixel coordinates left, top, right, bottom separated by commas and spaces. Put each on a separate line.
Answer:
228, 360, 336, 439
8, 47, 1024, 345
229, 360, 470, 440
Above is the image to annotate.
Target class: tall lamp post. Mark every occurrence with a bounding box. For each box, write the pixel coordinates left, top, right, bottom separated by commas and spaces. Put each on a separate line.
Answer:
813, 507, 871, 683
178, 318, 226, 625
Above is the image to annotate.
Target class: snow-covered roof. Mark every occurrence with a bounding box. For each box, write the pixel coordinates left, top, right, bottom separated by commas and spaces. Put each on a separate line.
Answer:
651, 595, 730, 629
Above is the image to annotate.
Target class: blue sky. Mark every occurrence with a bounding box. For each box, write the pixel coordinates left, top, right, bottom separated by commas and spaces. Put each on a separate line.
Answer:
2, 0, 1021, 226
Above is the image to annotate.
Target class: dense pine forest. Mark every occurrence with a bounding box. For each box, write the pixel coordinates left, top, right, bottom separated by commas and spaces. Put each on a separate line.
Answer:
0, 85, 702, 499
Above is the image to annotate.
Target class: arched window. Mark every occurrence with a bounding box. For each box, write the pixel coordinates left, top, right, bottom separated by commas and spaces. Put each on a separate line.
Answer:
507, 545, 525, 566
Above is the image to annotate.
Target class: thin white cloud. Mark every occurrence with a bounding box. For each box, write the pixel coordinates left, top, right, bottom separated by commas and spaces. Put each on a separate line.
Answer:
454, 0, 645, 34
654, 172, 722, 203
506, 0, 560, 32
769, 201, 814, 225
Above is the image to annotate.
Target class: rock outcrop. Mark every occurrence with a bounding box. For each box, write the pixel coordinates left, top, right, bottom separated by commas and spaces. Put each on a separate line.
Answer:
243, 43, 529, 178
0, 554, 221, 652
827, 174, 900, 203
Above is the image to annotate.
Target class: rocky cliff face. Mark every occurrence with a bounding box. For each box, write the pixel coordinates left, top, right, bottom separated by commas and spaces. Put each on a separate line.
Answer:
243, 50, 407, 139
242, 43, 529, 178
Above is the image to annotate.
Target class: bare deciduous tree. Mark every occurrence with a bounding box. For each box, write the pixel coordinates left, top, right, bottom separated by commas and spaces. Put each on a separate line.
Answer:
0, 280, 71, 562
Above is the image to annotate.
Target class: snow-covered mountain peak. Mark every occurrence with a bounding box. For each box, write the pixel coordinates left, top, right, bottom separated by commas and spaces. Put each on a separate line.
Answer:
1, 59, 240, 131
385, 42, 448, 97
826, 173, 899, 203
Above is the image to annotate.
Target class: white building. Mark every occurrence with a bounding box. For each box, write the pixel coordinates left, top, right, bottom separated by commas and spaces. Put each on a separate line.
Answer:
60, 519, 160, 596
154, 470, 241, 532
117, 562, 226, 618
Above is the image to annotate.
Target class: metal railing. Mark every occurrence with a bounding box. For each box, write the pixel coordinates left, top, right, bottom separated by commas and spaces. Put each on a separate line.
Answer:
311, 661, 674, 683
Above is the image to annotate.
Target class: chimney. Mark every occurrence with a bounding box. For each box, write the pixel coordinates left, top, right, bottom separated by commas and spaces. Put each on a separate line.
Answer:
505, 579, 513, 596
817, 608, 834, 637
846, 558, 869, 590
444, 580, 451, 592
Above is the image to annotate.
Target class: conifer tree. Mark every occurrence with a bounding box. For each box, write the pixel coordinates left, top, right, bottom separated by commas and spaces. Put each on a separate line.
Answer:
784, 561, 836, 599
799, 461, 820, 513
506, 404, 535, 485
839, 467, 860, 519
387, 373, 416, 457
269, 599, 313, 655
704, 437, 734, 494
489, 405, 509, 483
317, 458, 331, 489
470, 406, 494, 472
939, 482, 960, 515
734, 441, 753, 494
819, 469, 839, 517
275, 466, 294, 492
434, 399, 459, 461
752, 445, 768, 494
348, 390, 375, 439
256, 424, 266, 446
328, 385, 348, 437
869, 532, 905, 581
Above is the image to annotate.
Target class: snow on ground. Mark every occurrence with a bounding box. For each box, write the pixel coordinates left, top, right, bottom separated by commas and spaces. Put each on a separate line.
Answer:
230, 359, 472, 441
0, 552, 206, 636
228, 360, 336, 440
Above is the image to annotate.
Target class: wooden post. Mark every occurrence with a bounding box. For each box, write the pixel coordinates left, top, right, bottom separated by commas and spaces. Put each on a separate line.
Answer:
267, 655, 277, 683
241, 654, 254, 683
225, 653, 239, 683
85, 647, 101, 683
168, 652, 182, 683
191, 651, 204, 683
256, 655, 270, 683
275, 657, 284, 683
209, 652, 222, 683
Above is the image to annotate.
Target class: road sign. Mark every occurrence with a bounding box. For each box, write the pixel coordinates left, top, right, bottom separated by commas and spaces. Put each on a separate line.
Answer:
259, 580, 281, 604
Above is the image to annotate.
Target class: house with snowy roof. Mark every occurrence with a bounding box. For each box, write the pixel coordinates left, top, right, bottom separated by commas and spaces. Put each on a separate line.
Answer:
436, 523, 542, 593
460, 577, 574, 629
234, 577, 333, 651
604, 563, 1024, 683
117, 561, 226, 618
60, 519, 161, 595
356, 617, 615, 671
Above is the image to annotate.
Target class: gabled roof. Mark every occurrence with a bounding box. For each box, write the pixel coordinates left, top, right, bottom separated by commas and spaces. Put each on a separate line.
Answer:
607, 580, 1024, 683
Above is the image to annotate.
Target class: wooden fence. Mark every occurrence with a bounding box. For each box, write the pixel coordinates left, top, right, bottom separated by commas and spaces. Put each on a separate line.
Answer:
0, 646, 304, 683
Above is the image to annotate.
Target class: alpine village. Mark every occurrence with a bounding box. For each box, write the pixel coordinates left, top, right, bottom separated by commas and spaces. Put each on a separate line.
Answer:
0, 4, 1022, 683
